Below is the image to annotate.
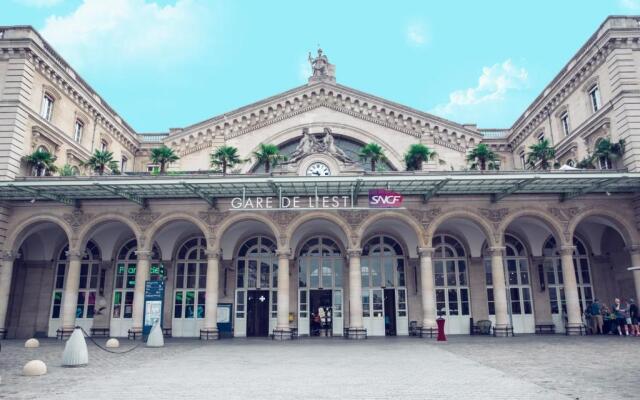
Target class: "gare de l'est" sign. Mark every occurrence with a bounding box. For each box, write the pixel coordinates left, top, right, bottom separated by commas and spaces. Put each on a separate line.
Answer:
230, 189, 403, 210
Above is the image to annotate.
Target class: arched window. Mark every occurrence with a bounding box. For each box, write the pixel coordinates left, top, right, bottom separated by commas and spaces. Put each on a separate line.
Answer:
100, 139, 109, 152
433, 234, 469, 316
50, 240, 101, 321
235, 236, 277, 320
174, 237, 207, 320
483, 234, 532, 316
361, 235, 405, 288
543, 236, 593, 315
112, 239, 161, 319
298, 236, 342, 289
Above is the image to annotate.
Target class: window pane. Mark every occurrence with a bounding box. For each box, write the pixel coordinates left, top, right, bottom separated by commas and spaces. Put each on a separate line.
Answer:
384, 258, 394, 287
248, 260, 257, 288
520, 260, 529, 284
197, 291, 206, 318
510, 288, 521, 314
310, 258, 319, 288
124, 292, 134, 318
260, 262, 270, 288
458, 261, 467, 286
334, 259, 343, 288
237, 260, 245, 288
185, 291, 195, 318
507, 260, 518, 285
174, 291, 183, 318
446, 261, 456, 286
371, 258, 382, 287
448, 289, 458, 315
298, 259, 307, 288
397, 259, 405, 287
322, 259, 332, 288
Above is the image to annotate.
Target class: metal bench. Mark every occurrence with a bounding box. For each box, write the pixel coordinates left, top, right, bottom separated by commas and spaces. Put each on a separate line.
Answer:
565, 325, 586, 336
472, 320, 493, 335
535, 324, 555, 334
90, 328, 110, 337
493, 326, 515, 337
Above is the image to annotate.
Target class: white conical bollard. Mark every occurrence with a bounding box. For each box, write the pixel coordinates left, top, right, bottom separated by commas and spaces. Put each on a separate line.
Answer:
62, 328, 88, 367
146, 322, 164, 348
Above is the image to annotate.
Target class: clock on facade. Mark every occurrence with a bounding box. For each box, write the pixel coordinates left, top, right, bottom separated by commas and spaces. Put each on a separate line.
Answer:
306, 162, 331, 176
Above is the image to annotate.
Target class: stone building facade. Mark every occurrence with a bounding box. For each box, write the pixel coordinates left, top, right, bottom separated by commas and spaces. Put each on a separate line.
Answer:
1, 17, 640, 339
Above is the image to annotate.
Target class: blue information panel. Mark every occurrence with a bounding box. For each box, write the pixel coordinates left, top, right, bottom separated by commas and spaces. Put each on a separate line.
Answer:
217, 303, 233, 337
143, 280, 165, 336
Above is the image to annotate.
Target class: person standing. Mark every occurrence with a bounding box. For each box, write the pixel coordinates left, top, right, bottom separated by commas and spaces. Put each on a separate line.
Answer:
589, 299, 603, 335
612, 298, 626, 336
628, 298, 638, 336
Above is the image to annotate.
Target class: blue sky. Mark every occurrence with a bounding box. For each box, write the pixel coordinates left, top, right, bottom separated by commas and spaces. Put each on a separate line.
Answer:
1, 0, 636, 132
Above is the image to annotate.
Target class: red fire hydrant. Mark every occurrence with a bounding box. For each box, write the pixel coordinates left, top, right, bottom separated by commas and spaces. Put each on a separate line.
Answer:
436, 316, 447, 342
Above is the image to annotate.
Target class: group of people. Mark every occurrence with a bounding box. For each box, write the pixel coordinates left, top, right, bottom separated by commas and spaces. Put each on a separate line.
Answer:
585, 298, 639, 336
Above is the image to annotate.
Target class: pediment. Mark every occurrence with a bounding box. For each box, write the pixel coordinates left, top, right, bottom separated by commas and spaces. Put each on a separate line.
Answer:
165, 82, 483, 155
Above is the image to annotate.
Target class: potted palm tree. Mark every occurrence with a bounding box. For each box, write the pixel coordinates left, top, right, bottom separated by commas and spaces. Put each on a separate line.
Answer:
359, 143, 387, 172
83, 149, 117, 176
150, 145, 180, 174
23, 148, 58, 176
253, 143, 286, 173
59, 164, 77, 176
466, 143, 499, 171
526, 139, 556, 170
211, 145, 242, 174
593, 138, 625, 169
404, 144, 437, 171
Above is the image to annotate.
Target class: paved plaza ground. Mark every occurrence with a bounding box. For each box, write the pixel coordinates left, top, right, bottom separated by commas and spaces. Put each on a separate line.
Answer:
0, 335, 639, 399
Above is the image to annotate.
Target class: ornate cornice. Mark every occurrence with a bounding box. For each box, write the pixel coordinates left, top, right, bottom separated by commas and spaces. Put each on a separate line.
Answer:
508, 31, 640, 148
0, 38, 141, 153
166, 83, 483, 157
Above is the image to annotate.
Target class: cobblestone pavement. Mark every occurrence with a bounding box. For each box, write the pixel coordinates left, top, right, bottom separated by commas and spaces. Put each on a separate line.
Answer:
0, 335, 638, 399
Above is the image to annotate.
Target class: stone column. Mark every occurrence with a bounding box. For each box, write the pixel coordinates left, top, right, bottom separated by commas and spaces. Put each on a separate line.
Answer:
347, 248, 366, 339
0, 250, 16, 337
131, 250, 152, 335
418, 247, 436, 334
61, 250, 83, 338
627, 246, 640, 314
489, 247, 511, 335
202, 249, 220, 340
560, 245, 583, 334
273, 249, 292, 340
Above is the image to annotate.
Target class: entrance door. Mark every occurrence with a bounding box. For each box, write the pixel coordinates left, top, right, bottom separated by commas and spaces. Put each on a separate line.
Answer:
247, 290, 270, 337
384, 289, 396, 336
309, 289, 332, 336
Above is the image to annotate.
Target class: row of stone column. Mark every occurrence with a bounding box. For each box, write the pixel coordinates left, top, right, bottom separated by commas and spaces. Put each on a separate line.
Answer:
2, 246, 640, 337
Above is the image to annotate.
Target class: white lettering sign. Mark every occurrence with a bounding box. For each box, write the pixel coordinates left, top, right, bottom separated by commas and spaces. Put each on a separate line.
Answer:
230, 195, 351, 210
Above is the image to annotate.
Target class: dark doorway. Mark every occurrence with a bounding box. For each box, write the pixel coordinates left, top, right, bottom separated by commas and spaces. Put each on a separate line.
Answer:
384, 289, 396, 336
310, 289, 332, 336
247, 290, 270, 337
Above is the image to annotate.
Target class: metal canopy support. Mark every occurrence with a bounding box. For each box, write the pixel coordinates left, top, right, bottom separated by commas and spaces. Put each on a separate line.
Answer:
94, 183, 146, 206
422, 178, 450, 203
181, 182, 216, 207
8, 184, 78, 206
491, 177, 539, 203
560, 177, 625, 202
267, 179, 279, 197
352, 178, 363, 206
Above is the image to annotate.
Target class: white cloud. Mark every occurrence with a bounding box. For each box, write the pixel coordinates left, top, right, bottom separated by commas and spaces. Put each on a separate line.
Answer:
14, 0, 63, 7
40, 0, 211, 70
620, 0, 640, 10
406, 22, 427, 46
431, 59, 528, 122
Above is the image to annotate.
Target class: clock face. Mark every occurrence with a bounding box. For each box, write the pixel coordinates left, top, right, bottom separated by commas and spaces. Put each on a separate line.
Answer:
306, 162, 331, 176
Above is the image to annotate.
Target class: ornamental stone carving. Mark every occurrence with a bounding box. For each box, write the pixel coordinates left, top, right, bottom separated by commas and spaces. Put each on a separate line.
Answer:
338, 209, 370, 229
479, 208, 509, 223
130, 210, 160, 229
548, 207, 581, 222
407, 208, 441, 229
268, 210, 297, 230
198, 211, 229, 233
63, 209, 94, 231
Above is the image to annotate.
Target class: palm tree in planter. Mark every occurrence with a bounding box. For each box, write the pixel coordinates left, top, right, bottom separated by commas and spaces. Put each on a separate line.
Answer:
593, 138, 625, 169
23, 148, 57, 176
466, 143, 499, 171
83, 149, 116, 176
526, 139, 556, 170
404, 144, 437, 171
359, 143, 388, 172
211, 145, 242, 174
253, 143, 286, 173
150, 145, 180, 174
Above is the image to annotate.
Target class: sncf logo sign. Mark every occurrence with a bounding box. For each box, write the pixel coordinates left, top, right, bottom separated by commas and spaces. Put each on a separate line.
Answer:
368, 189, 403, 208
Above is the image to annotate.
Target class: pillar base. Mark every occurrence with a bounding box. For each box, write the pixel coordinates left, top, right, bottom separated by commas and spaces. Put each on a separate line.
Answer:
492, 325, 514, 337
346, 327, 367, 339
56, 327, 75, 340
272, 328, 293, 340
200, 328, 219, 340
419, 327, 437, 338
565, 324, 586, 336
